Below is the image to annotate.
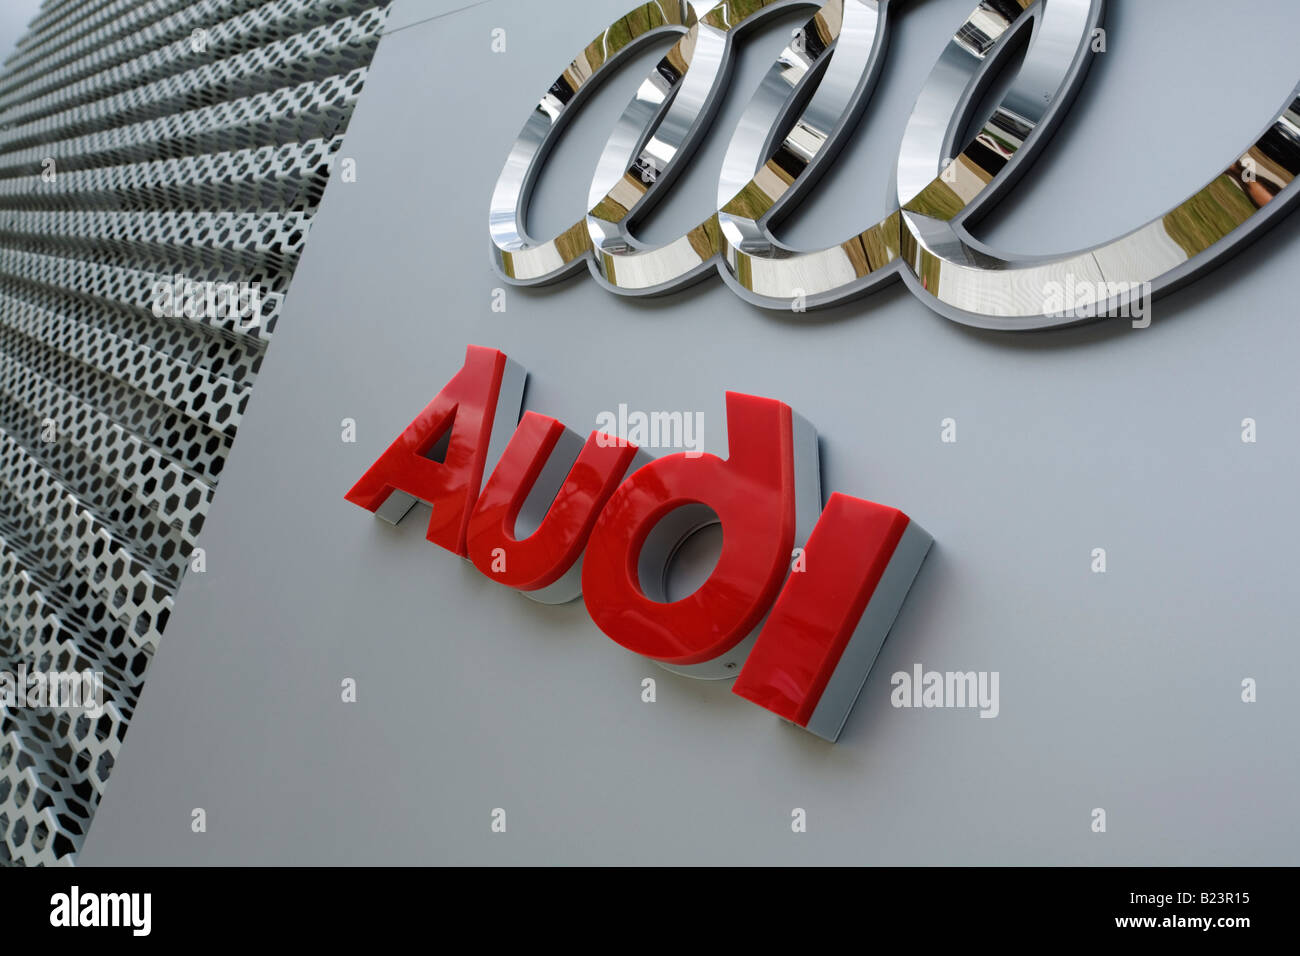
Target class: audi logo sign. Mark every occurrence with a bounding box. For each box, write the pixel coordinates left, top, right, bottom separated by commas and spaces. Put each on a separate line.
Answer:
353, 1, 1300, 743
345, 346, 931, 742
488, 0, 1300, 328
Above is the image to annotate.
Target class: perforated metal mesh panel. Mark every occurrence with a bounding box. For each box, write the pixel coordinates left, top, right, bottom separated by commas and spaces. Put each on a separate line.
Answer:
0, 0, 390, 865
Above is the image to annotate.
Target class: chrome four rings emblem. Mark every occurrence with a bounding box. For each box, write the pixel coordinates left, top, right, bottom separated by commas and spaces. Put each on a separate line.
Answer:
488, 0, 1300, 329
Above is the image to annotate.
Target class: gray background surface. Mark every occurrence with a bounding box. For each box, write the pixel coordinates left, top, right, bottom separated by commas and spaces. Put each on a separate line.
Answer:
83, 0, 1300, 865
0, 1, 48, 62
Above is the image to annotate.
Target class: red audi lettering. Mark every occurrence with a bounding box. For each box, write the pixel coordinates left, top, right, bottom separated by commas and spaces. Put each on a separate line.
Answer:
467, 412, 639, 603
734, 493, 932, 741
346, 346, 932, 741
344, 345, 522, 555
580, 393, 800, 673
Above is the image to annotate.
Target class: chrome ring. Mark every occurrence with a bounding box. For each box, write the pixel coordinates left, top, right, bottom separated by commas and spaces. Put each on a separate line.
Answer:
897, 0, 1300, 328
721, 0, 1070, 308
489, 2, 699, 284
488, 0, 1300, 330
586, 0, 888, 296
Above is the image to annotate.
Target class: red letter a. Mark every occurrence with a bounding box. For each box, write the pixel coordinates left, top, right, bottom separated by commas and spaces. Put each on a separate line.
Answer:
344, 345, 524, 555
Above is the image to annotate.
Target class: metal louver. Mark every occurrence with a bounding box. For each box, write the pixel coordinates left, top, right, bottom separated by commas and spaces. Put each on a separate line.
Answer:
0, 0, 391, 866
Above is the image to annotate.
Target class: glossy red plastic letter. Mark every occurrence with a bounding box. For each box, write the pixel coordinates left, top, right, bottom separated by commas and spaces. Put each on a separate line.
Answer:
345, 345, 514, 555
733, 493, 932, 741
581, 392, 799, 673
466, 412, 640, 601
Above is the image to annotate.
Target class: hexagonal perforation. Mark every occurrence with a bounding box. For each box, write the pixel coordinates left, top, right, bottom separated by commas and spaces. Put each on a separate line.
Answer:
0, 0, 389, 866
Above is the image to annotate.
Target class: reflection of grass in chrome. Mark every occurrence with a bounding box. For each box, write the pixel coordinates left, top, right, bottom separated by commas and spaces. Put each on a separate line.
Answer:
859, 210, 902, 274
1163, 174, 1259, 259
722, 177, 781, 220
903, 176, 965, 222
590, 177, 640, 224
909, 238, 943, 297
686, 215, 722, 263
555, 221, 590, 259
569, 3, 685, 90
704, 0, 781, 30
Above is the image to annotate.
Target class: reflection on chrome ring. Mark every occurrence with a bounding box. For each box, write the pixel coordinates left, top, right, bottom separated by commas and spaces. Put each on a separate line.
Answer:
489, 0, 1300, 330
